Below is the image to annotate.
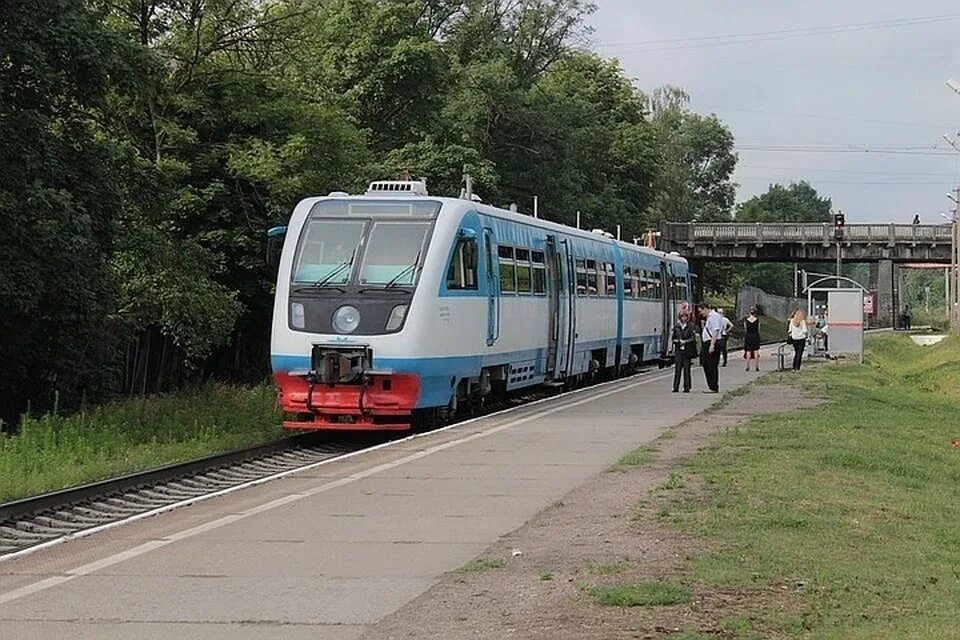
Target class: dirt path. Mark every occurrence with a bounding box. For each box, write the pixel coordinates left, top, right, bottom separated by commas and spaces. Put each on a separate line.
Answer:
361, 375, 824, 640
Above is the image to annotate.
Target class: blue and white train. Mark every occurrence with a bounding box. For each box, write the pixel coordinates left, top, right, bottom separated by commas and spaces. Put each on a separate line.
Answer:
269, 180, 694, 430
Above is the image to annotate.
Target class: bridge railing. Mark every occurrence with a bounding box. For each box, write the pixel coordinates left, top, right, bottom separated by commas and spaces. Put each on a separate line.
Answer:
664, 222, 952, 245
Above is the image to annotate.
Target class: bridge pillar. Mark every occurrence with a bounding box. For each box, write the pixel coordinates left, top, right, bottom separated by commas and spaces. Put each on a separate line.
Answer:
869, 260, 897, 328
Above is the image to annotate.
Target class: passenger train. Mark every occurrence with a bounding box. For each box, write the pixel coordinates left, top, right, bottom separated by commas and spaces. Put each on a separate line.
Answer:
269, 180, 695, 431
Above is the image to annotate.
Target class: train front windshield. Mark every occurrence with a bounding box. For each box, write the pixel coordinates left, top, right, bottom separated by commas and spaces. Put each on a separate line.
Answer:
292, 200, 440, 288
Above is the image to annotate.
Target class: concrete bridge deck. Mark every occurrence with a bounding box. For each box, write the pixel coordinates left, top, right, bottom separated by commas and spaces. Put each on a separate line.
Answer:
660, 221, 953, 263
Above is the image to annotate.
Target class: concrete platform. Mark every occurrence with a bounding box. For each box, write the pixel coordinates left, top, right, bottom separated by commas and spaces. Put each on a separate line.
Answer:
0, 358, 768, 639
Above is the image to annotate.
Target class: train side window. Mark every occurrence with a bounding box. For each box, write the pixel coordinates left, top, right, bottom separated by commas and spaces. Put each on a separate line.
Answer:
575, 259, 587, 294
514, 248, 532, 294
631, 268, 640, 299
622, 266, 633, 297
605, 262, 616, 296
532, 266, 546, 294
446, 238, 478, 290
498, 245, 516, 294
530, 250, 546, 295
586, 259, 598, 296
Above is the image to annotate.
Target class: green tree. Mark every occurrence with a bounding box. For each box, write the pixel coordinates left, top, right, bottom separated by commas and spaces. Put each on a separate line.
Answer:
0, 0, 133, 424
733, 181, 834, 297
647, 87, 737, 225
736, 181, 832, 223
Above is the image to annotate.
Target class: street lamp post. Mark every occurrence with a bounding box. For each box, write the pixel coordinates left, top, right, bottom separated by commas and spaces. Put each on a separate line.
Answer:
953, 210, 959, 335
939, 86, 960, 332
947, 197, 960, 336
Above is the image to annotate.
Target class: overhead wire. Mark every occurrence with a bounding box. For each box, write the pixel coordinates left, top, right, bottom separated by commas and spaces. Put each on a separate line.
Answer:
595, 12, 960, 53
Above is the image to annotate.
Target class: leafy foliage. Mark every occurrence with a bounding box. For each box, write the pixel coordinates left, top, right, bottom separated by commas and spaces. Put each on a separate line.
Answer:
732, 181, 834, 296
1, 0, 743, 425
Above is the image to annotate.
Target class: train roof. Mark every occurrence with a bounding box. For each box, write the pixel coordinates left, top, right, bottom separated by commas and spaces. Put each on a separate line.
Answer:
460, 199, 687, 266
299, 182, 688, 266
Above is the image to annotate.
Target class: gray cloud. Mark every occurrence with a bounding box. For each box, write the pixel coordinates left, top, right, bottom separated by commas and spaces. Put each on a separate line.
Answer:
589, 0, 960, 223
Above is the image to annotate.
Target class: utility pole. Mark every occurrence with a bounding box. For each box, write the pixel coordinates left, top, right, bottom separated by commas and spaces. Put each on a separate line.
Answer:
833, 211, 845, 288
950, 185, 960, 335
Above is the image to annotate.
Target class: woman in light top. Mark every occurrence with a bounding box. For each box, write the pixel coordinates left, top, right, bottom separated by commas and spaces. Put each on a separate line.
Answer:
787, 308, 809, 371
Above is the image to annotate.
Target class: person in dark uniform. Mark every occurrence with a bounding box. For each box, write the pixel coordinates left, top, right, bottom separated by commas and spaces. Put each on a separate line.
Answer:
742, 306, 761, 371
671, 309, 696, 393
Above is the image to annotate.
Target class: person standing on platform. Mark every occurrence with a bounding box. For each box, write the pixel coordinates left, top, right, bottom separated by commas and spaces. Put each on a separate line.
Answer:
787, 309, 809, 371
671, 309, 696, 393
699, 304, 723, 393
743, 306, 761, 371
717, 308, 734, 367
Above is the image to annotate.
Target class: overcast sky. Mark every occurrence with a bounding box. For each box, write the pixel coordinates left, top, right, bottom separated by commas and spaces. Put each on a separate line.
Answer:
588, 1, 960, 223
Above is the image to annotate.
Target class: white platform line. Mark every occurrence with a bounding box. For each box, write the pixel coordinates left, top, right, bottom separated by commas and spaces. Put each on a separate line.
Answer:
0, 371, 673, 605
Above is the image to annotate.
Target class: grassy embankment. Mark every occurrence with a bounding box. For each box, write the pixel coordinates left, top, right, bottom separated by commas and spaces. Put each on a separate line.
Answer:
666, 334, 960, 638
0, 384, 282, 502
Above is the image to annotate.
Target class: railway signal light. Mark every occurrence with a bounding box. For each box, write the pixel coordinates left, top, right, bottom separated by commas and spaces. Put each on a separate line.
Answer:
834, 211, 845, 240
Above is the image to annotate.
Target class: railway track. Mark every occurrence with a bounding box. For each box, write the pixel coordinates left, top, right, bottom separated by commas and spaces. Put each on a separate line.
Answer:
2, 351, 779, 561
0, 381, 585, 561
0, 434, 390, 560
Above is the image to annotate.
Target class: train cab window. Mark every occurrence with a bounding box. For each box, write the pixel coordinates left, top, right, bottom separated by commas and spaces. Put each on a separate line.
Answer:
604, 262, 616, 296
498, 245, 516, 293
575, 259, 587, 294
446, 237, 478, 290
586, 259, 598, 296
359, 221, 432, 286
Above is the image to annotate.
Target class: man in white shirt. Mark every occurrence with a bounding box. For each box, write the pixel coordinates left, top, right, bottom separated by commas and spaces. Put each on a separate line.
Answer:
717, 308, 735, 367
699, 304, 724, 393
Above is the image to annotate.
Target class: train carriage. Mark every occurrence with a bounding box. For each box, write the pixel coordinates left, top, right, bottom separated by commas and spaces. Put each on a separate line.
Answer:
269, 180, 693, 431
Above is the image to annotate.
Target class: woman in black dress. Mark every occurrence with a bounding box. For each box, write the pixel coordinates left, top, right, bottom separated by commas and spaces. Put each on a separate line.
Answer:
743, 306, 761, 371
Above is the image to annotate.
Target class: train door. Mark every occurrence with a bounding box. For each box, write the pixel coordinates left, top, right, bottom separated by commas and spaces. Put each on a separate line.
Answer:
483, 227, 499, 346
563, 240, 577, 375
545, 235, 569, 377
659, 261, 675, 357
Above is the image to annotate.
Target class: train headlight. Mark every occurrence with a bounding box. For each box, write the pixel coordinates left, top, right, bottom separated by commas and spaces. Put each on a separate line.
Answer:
332, 305, 361, 334
385, 304, 408, 331
290, 302, 305, 329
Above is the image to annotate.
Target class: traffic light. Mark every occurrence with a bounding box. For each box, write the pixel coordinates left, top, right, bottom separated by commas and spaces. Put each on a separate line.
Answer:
833, 211, 845, 240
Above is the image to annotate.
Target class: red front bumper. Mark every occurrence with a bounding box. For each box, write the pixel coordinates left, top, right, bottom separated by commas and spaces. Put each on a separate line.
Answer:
274, 372, 419, 431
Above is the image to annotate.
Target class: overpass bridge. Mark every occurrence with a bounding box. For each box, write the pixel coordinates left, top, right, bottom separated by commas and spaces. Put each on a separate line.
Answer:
658, 221, 955, 328
658, 221, 953, 263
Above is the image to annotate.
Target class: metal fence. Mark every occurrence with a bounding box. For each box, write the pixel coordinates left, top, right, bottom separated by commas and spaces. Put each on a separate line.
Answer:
735, 285, 803, 322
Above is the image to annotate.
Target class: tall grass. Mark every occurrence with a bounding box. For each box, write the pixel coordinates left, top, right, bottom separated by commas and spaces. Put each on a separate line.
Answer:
0, 384, 283, 502
669, 334, 960, 638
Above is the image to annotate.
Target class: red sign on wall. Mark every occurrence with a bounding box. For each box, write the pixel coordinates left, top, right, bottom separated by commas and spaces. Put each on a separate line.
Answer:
863, 292, 875, 315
